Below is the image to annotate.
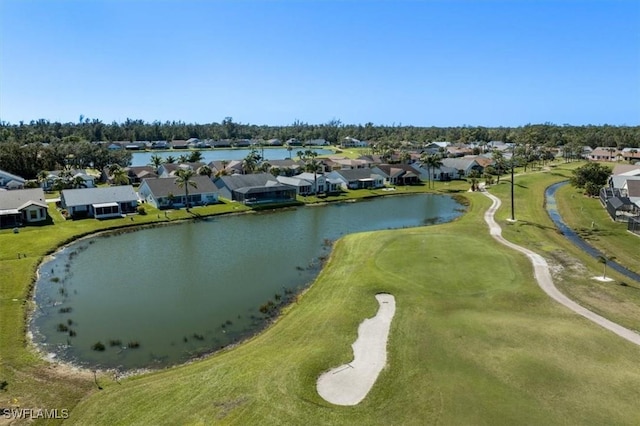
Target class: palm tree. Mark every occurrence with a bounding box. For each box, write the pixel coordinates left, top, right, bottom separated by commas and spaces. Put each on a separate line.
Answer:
175, 168, 198, 210
188, 151, 203, 163
468, 170, 481, 191
598, 255, 616, 280
242, 149, 261, 174
71, 175, 87, 189
149, 154, 164, 172
424, 154, 443, 189
299, 150, 321, 194
111, 166, 130, 186
197, 164, 212, 177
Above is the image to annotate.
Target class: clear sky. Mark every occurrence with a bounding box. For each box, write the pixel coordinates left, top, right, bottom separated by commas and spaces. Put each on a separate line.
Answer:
1, 0, 639, 127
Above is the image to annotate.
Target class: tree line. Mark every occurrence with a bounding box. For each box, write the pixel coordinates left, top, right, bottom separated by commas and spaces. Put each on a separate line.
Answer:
2, 118, 639, 148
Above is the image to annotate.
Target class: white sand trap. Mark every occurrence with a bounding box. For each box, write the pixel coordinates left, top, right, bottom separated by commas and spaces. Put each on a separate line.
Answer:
593, 276, 614, 282
316, 293, 396, 406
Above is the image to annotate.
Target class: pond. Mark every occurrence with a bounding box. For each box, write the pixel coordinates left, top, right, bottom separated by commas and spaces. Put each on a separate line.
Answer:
31, 194, 464, 371
130, 147, 334, 167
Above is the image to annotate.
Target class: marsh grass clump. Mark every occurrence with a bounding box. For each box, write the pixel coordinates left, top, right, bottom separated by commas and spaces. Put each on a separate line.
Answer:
58, 307, 72, 313
57, 323, 69, 332
68, 329, 76, 337
192, 333, 204, 341
128, 341, 140, 349
109, 339, 122, 347
50, 277, 60, 283
259, 300, 276, 314
92, 342, 105, 351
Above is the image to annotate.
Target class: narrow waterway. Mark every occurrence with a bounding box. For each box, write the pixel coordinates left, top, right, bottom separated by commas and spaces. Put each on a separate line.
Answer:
31, 194, 464, 371
545, 181, 640, 282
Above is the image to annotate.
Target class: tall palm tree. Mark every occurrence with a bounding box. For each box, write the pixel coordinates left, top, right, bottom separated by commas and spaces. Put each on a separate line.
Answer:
149, 154, 164, 172
111, 166, 130, 186
175, 168, 198, 210
188, 151, 203, 163
299, 150, 321, 194
425, 154, 443, 189
242, 149, 261, 174
165, 155, 176, 164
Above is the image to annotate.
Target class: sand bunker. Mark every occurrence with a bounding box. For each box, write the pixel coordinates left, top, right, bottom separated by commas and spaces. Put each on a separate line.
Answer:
316, 293, 396, 406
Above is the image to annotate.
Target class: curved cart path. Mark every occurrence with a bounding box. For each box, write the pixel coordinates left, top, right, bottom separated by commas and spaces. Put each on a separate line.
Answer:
482, 191, 640, 346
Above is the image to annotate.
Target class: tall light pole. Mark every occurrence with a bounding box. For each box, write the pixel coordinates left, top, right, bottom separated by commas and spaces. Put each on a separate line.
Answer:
510, 157, 515, 221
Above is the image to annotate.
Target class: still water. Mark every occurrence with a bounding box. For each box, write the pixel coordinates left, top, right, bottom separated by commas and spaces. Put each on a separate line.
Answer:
31, 194, 463, 370
130, 148, 333, 167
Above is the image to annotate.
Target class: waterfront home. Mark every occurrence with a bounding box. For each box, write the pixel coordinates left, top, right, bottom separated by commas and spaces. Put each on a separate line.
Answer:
213, 173, 296, 205
0, 188, 48, 228
371, 164, 422, 185
326, 169, 385, 190
439, 157, 483, 178
139, 176, 218, 209
60, 186, 138, 219
157, 162, 206, 178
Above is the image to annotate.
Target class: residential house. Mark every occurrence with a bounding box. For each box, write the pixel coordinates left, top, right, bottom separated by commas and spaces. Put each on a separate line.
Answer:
588, 147, 620, 161
0, 188, 48, 228
439, 157, 483, 178
138, 176, 219, 209
60, 186, 138, 219
621, 148, 640, 163
326, 169, 385, 190
341, 137, 368, 148
157, 162, 206, 178
323, 157, 369, 171
285, 138, 303, 147
213, 173, 296, 205
263, 159, 304, 176
265, 138, 283, 146
371, 164, 422, 185
170, 140, 189, 149
276, 172, 340, 195
42, 169, 96, 190
208, 160, 243, 176
0, 169, 26, 190
624, 180, 640, 209
151, 140, 169, 149
210, 140, 233, 148
306, 138, 328, 146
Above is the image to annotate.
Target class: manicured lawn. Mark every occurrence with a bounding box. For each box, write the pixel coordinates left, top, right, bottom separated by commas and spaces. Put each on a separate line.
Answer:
2, 166, 640, 425
67, 189, 640, 425
555, 183, 639, 275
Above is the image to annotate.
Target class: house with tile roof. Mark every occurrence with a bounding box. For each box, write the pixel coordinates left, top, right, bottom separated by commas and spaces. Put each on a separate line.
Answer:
213, 173, 296, 205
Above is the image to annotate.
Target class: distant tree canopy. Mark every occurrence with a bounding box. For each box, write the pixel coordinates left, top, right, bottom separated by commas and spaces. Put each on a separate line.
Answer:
0, 117, 638, 179
1, 118, 639, 148
570, 163, 612, 197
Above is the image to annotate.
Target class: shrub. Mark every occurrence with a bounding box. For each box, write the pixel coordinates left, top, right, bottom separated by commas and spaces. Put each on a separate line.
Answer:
136, 205, 147, 215
92, 341, 105, 351
57, 323, 69, 332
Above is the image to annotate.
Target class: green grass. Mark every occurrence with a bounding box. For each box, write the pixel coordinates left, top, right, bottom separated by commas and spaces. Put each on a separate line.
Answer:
555, 183, 639, 275
66, 189, 640, 425
2, 165, 640, 425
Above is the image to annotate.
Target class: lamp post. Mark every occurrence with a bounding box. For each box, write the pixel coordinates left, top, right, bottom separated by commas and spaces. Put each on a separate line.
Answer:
510, 157, 515, 221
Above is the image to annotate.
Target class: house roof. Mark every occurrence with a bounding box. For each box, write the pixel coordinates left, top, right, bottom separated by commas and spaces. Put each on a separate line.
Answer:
331, 169, 383, 181
608, 196, 631, 209
441, 157, 480, 170
277, 176, 312, 187
214, 173, 278, 191
612, 164, 640, 176
627, 180, 640, 197
0, 188, 47, 211
141, 176, 218, 197
62, 186, 137, 207
235, 184, 293, 195
0, 169, 26, 184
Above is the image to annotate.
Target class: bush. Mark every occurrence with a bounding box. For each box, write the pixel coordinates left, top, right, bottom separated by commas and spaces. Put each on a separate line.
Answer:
92, 341, 105, 351
136, 205, 147, 215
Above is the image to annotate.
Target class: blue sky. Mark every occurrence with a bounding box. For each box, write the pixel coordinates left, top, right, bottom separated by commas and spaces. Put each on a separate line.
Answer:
1, 0, 639, 127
